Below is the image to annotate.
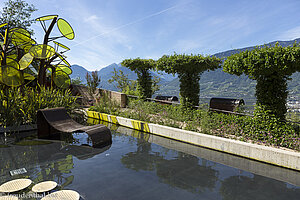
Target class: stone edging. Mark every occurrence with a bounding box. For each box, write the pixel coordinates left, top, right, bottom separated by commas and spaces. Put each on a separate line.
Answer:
86, 110, 300, 171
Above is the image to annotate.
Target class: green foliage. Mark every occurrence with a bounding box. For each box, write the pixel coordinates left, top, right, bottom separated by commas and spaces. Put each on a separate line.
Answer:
86, 71, 100, 95
223, 43, 300, 119
0, 85, 79, 128
151, 75, 161, 95
89, 92, 120, 116
108, 68, 137, 95
90, 99, 299, 151
0, 0, 37, 35
121, 58, 156, 99
71, 77, 84, 85
157, 53, 221, 107
286, 112, 300, 123
123, 99, 152, 122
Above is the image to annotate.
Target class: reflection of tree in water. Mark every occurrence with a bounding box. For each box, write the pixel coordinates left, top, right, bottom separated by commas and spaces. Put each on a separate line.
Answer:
156, 153, 218, 193
33, 154, 74, 188
121, 132, 218, 193
121, 133, 160, 171
220, 174, 300, 200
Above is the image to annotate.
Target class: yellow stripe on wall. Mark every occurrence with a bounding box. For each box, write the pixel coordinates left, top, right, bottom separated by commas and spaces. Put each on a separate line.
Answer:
87, 111, 97, 119
87, 111, 149, 132
131, 120, 140, 130
131, 120, 150, 133
110, 116, 119, 124
99, 113, 109, 121
86, 111, 109, 122
96, 112, 101, 120
142, 123, 150, 132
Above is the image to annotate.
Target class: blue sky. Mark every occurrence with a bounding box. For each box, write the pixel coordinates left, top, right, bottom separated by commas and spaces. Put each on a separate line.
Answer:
2, 0, 300, 71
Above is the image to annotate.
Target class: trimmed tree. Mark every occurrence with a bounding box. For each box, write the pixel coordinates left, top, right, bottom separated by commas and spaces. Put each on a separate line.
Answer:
157, 53, 221, 107
121, 58, 156, 99
223, 43, 300, 120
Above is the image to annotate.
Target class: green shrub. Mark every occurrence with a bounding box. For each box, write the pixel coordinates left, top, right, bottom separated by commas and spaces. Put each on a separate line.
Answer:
121, 58, 156, 99
0, 86, 79, 128
223, 43, 300, 120
89, 92, 121, 116
157, 53, 221, 107
89, 97, 299, 151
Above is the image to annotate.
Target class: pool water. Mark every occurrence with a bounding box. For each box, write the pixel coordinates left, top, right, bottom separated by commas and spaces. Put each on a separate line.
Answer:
0, 121, 299, 200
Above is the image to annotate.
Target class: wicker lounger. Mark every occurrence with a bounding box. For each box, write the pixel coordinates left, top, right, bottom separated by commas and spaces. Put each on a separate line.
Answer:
37, 107, 112, 146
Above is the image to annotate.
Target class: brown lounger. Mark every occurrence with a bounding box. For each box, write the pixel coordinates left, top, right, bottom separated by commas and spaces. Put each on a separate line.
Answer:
37, 107, 112, 146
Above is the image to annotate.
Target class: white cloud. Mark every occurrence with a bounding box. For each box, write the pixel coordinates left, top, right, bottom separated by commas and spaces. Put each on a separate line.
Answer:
279, 26, 300, 40
84, 15, 99, 23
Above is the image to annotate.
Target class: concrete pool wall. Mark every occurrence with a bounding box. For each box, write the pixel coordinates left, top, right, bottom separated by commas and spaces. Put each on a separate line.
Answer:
86, 110, 300, 172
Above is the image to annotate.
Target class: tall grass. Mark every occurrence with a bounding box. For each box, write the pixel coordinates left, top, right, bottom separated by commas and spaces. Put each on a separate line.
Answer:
0, 86, 79, 129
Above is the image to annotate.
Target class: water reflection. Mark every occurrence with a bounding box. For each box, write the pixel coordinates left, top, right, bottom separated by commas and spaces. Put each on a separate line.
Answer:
116, 124, 300, 199
156, 153, 218, 193
220, 174, 300, 200
0, 121, 299, 200
121, 132, 158, 171
0, 132, 111, 190
120, 129, 218, 194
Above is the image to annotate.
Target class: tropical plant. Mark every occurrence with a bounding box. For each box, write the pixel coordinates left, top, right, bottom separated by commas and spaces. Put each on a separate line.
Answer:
34, 15, 74, 87
157, 53, 221, 107
223, 43, 300, 120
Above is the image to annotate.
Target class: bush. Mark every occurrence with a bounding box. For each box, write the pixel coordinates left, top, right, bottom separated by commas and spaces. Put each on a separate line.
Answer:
223, 43, 300, 120
156, 53, 221, 107
89, 98, 299, 151
89, 92, 121, 116
0, 86, 79, 128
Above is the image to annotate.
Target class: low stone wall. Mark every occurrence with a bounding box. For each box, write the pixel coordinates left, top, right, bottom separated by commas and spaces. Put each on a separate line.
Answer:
86, 110, 300, 172
71, 85, 126, 107
98, 88, 127, 108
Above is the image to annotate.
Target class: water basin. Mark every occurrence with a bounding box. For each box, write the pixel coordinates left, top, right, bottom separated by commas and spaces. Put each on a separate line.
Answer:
0, 121, 299, 200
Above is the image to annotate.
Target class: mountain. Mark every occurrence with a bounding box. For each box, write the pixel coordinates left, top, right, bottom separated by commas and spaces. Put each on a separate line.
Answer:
70, 63, 176, 90
98, 63, 136, 90
70, 64, 90, 82
213, 38, 300, 58
70, 38, 300, 102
